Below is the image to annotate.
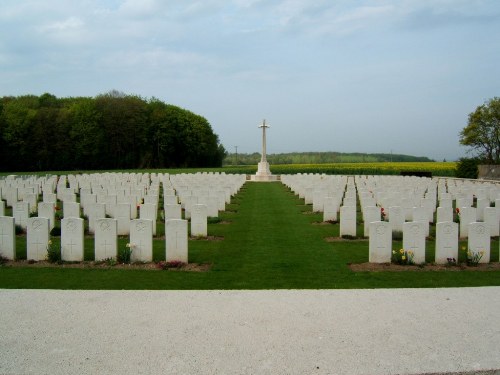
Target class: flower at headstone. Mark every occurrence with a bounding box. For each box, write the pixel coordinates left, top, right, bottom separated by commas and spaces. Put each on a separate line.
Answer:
392, 249, 415, 265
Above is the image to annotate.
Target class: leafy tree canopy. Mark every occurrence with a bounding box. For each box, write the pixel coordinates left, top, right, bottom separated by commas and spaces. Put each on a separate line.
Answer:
0, 92, 226, 171
459, 97, 500, 164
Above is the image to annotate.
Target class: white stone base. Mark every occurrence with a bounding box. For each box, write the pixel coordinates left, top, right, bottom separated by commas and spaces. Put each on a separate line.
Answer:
250, 161, 279, 182
250, 174, 280, 182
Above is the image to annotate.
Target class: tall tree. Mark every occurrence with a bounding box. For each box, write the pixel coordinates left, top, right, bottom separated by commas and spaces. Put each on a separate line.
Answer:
459, 97, 500, 163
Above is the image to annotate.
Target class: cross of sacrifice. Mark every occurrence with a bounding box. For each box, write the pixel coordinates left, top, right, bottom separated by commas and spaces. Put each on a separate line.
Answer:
258, 119, 269, 163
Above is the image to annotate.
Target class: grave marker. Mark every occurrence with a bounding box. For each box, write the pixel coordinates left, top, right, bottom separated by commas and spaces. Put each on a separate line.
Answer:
27, 217, 49, 261
403, 222, 426, 264
369, 221, 391, 263
191, 204, 207, 237
130, 219, 153, 262
61, 218, 84, 261
0, 216, 15, 260
95, 218, 117, 261
165, 219, 188, 263
435, 222, 458, 264
468, 222, 490, 263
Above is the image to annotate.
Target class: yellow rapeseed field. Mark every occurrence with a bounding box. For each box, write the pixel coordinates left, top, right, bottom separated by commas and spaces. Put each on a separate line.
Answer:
268, 162, 457, 176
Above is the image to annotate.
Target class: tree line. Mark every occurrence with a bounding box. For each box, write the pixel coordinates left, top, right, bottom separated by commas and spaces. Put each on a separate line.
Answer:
0, 91, 226, 172
224, 151, 434, 165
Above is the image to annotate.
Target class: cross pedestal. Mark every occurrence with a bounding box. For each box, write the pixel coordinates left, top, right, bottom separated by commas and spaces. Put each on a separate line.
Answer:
251, 119, 279, 182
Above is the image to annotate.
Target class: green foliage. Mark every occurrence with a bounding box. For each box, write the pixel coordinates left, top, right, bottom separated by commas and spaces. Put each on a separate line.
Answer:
459, 97, 500, 163
118, 243, 133, 264
0, 92, 225, 171
46, 240, 61, 263
455, 157, 479, 179
50, 227, 61, 237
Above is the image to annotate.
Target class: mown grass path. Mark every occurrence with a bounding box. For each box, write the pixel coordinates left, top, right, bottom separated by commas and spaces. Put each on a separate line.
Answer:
0, 181, 499, 289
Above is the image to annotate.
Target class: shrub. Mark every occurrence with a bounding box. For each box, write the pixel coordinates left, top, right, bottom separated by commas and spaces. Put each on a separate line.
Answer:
117, 243, 133, 264
46, 240, 61, 263
15, 224, 25, 235
455, 157, 479, 179
50, 227, 61, 237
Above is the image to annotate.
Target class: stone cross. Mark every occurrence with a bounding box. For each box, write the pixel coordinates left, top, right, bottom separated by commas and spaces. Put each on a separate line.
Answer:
259, 119, 269, 163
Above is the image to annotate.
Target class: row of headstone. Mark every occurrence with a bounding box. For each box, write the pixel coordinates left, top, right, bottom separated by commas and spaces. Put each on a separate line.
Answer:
282, 174, 500, 240
369, 221, 491, 264
0, 216, 189, 263
2, 173, 246, 241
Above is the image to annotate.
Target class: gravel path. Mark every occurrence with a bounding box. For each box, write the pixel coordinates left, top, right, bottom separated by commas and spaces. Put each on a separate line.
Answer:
1, 287, 499, 375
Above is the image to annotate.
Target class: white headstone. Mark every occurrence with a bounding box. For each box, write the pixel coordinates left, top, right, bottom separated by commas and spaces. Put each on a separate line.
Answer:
63, 202, 80, 218
436, 207, 453, 224
459, 207, 477, 238
468, 222, 490, 263
0, 216, 15, 260
115, 203, 131, 236
323, 197, 338, 222
340, 206, 357, 237
483, 207, 499, 237
130, 219, 153, 262
403, 222, 426, 264
94, 218, 118, 261
165, 204, 182, 220
389, 206, 404, 233
369, 221, 392, 263
0, 200, 4, 216
13, 201, 29, 230
61, 218, 84, 261
435, 222, 458, 264
139, 203, 157, 236
27, 217, 49, 261
6, 187, 18, 208
24, 193, 38, 213
104, 195, 117, 217
87, 203, 106, 234
191, 204, 207, 237
38, 202, 55, 230
165, 219, 188, 263
412, 206, 430, 237
476, 199, 489, 221
363, 206, 380, 238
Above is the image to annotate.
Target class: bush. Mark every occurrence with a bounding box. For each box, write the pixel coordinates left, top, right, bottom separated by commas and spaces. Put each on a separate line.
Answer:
46, 240, 61, 263
455, 157, 479, 179
50, 227, 61, 237
117, 244, 133, 264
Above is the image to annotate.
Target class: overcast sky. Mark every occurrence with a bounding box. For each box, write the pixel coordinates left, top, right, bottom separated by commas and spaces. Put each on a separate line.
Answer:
1, 0, 499, 161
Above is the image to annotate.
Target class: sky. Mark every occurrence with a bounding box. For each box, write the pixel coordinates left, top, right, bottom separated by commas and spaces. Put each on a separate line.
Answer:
1, 0, 499, 161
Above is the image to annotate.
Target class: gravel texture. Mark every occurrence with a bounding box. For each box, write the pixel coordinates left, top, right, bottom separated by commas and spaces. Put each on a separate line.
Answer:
0, 287, 499, 375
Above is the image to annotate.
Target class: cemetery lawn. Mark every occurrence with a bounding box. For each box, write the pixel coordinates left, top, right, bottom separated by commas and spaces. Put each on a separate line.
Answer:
1, 182, 499, 290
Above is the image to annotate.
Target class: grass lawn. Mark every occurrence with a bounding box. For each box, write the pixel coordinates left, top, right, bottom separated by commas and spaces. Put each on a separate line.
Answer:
0, 182, 499, 289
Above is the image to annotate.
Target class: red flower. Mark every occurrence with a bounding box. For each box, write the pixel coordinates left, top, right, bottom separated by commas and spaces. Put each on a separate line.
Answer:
455, 208, 460, 214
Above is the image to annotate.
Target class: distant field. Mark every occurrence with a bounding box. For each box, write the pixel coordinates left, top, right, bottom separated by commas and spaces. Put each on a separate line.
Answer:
0, 162, 457, 177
